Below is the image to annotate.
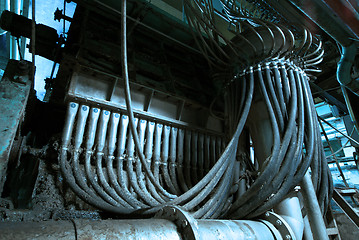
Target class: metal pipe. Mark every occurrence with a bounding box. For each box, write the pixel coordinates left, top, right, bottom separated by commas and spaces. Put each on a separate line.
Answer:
106, 112, 134, 209
145, 121, 167, 203
303, 214, 314, 240
126, 118, 159, 205
337, 44, 358, 88
153, 123, 163, 184
191, 131, 199, 185
9, 0, 20, 60
0, 218, 283, 240
169, 127, 181, 194
161, 125, 176, 193
274, 192, 304, 240
112, 115, 145, 208
176, 128, 188, 192
198, 133, 204, 179
184, 129, 192, 188
300, 172, 329, 240
72, 105, 90, 192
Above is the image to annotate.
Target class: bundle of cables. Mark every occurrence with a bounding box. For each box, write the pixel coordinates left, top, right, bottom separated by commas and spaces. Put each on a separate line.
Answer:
59, 0, 332, 219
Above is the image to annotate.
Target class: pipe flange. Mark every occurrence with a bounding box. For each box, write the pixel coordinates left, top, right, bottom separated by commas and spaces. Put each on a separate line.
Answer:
155, 206, 199, 240
261, 211, 296, 240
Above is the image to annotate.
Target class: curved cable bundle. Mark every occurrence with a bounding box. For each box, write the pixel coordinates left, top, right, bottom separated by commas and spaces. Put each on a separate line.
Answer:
59, 0, 331, 219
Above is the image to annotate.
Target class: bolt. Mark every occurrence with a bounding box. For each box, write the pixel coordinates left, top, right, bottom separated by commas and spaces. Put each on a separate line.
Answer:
285, 235, 291, 239
181, 220, 188, 228
276, 220, 282, 226
265, 212, 270, 217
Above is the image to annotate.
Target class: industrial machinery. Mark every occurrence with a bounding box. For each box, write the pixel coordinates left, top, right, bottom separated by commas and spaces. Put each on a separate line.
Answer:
1, 0, 359, 239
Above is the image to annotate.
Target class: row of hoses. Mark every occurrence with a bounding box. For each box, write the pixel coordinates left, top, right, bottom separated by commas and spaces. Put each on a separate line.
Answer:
59, 0, 252, 219
59, 79, 254, 218
224, 61, 333, 219
59, 102, 236, 216
60, 0, 331, 218
183, 0, 324, 75
59, 61, 332, 218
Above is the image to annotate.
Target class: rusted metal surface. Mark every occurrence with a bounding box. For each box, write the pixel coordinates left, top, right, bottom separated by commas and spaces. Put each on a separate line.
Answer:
0, 59, 31, 195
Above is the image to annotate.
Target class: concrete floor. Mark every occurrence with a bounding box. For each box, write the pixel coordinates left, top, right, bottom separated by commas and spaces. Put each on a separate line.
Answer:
334, 213, 359, 240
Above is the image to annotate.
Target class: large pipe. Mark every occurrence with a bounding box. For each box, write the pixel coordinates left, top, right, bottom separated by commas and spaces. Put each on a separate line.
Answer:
0, 218, 283, 240
274, 192, 304, 240
300, 172, 329, 240
337, 44, 358, 89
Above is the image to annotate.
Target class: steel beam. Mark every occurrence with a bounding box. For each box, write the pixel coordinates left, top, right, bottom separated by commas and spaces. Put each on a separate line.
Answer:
287, 0, 357, 46
332, 188, 359, 229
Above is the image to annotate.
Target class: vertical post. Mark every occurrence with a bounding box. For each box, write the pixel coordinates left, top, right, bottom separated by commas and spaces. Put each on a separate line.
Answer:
31, 0, 35, 82
10, 0, 19, 60
300, 172, 329, 240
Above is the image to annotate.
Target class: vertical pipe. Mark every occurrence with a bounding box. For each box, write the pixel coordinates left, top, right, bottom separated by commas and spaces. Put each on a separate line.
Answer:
112, 115, 145, 208
136, 119, 147, 191
184, 129, 192, 188
300, 172, 329, 240
216, 137, 222, 160
105, 112, 135, 208
146, 121, 167, 203
62, 102, 79, 147
177, 128, 188, 192
204, 134, 210, 173
84, 108, 119, 207
274, 193, 304, 240
31, 0, 35, 78
117, 115, 129, 190
126, 118, 158, 205
95, 110, 128, 205
169, 127, 181, 194
72, 105, 90, 192
10, 0, 19, 60
191, 131, 199, 185
161, 125, 176, 193
210, 136, 216, 167
198, 133, 204, 179
153, 123, 163, 183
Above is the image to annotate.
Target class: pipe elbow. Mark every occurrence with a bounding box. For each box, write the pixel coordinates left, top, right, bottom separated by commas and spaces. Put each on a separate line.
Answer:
337, 43, 357, 86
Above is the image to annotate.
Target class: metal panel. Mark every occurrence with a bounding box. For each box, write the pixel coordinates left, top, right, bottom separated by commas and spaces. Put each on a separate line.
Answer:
0, 59, 31, 194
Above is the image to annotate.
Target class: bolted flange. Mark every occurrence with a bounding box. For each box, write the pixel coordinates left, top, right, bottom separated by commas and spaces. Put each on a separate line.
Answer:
155, 206, 200, 240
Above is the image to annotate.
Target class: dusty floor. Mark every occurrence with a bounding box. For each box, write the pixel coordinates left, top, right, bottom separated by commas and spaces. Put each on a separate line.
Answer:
335, 213, 359, 240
